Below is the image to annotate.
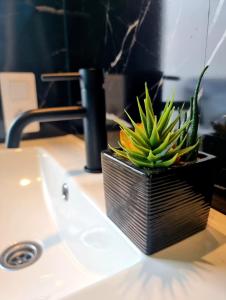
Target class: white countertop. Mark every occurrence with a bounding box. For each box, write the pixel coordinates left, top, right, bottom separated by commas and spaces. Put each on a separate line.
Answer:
1, 134, 226, 300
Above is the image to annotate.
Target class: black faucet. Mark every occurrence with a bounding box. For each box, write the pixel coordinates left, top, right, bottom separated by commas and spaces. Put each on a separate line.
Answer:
6, 69, 107, 173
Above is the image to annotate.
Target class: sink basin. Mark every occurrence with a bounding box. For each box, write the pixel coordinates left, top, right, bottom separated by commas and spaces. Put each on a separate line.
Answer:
0, 148, 141, 300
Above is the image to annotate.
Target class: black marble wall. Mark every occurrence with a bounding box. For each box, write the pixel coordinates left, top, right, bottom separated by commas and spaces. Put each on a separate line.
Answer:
64, 0, 163, 109
64, 0, 226, 129
0, 0, 69, 107
0, 0, 74, 140
1, 0, 226, 130
64, 0, 161, 72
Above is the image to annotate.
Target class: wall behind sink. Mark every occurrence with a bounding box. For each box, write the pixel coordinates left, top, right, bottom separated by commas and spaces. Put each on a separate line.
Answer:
0, 1, 70, 107
64, 0, 223, 127
0, 0, 75, 140
1, 0, 226, 132
64, 0, 226, 128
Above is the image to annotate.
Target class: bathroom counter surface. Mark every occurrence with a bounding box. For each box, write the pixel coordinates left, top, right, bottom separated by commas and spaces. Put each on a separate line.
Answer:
1, 135, 226, 300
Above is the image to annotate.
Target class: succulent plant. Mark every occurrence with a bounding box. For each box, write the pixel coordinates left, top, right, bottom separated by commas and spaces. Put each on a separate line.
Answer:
109, 66, 209, 168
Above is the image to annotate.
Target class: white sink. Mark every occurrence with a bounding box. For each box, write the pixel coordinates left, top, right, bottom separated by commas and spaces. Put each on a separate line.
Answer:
0, 148, 141, 300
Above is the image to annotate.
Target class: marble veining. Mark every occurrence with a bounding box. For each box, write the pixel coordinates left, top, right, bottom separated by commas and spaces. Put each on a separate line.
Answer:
35, 5, 65, 15
110, 18, 139, 69
110, 0, 152, 71
122, 0, 152, 71
206, 27, 226, 65
209, 0, 225, 33
35, 5, 90, 18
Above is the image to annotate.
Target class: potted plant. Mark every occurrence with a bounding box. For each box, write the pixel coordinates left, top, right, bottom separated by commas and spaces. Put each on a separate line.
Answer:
101, 66, 216, 255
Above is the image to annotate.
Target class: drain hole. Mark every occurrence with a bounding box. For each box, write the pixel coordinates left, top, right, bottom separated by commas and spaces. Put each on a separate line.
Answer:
0, 241, 42, 270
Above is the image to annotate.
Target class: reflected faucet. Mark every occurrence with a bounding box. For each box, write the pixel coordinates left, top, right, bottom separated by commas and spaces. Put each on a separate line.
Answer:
6, 69, 107, 173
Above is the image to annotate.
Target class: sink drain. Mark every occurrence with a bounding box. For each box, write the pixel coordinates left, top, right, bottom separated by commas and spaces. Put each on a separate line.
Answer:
0, 241, 42, 270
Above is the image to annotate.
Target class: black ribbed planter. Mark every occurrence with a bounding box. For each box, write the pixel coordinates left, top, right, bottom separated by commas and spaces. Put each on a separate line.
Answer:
101, 150, 216, 255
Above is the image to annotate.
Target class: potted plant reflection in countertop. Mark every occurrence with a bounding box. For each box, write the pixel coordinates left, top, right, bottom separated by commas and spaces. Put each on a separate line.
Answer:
101, 66, 217, 255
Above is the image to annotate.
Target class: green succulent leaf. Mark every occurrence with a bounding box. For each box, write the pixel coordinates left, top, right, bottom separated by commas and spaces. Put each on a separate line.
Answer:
130, 137, 150, 155
117, 121, 148, 148
185, 138, 200, 161
188, 95, 199, 147
169, 120, 191, 145
157, 95, 174, 133
144, 100, 154, 137
152, 132, 171, 155
150, 116, 160, 148
144, 86, 155, 137
154, 153, 178, 167
178, 103, 185, 131
177, 140, 199, 158
166, 134, 188, 158
137, 96, 148, 136
161, 113, 181, 140
189, 96, 194, 123
147, 149, 159, 162
127, 154, 154, 168
158, 97, 171, 122
119, 142, 146, 160
193, 66, 209, 107
108, 144, 128, 159
124, 110, 150, 145
179, 111, 188, 146
145, 82, 154, 117
188, 66, 208, 148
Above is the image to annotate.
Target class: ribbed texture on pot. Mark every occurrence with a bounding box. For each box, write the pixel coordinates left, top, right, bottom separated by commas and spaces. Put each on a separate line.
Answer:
101, 151, 216, 255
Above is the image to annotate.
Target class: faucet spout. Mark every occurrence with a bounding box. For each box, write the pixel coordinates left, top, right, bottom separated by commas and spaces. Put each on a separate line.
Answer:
6, 106, 86, 148
6, 69, 107, 173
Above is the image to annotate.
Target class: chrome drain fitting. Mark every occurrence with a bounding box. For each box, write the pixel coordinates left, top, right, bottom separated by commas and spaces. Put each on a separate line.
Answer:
0, 241, 42, 270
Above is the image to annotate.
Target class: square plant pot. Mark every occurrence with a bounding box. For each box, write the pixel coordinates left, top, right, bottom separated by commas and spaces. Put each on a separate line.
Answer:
101, 150, 216, 255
